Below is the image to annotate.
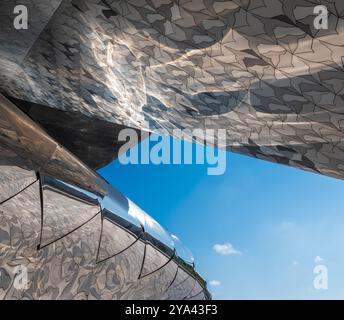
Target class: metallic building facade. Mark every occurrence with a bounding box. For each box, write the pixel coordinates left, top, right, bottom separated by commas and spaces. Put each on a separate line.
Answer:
0, 95, 209, 299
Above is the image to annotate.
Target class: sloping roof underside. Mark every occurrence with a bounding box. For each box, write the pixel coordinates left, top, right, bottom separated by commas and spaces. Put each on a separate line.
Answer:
0, 0, 343, 178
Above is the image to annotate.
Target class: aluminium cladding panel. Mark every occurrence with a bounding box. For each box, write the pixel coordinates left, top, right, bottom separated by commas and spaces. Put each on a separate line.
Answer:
89, 238, 179, 300
89, 238, 146, 300
97, 217, 139, 262
161, 266, 190, 300
0, 175, 103, 299
174, 275, 198, 300
127, 258, 178, 300
140, 242, 172, 278
40, 176, 101, 248
0, 180, 41, 299
185, 280, 204, 300
0, 144, 37, 203
97, 185, 144, 262
89, 236, 195, 300
130, 203, 176, 277
162, 267, 197, 300
33, 212, 102, 299
0, 0, 62, 71
189, 290, 206, 300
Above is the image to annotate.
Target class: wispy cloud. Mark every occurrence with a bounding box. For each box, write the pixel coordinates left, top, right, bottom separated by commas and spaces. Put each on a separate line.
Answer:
209, 280, 221, 286
213, 243, 241, 256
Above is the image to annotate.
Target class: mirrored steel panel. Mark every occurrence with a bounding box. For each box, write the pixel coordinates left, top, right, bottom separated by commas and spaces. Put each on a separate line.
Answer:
89, 239, 146, 300
134, 205, 176, 277
143, 212, 175, 254
101, 188, 143, 237
171, 234, 194, 266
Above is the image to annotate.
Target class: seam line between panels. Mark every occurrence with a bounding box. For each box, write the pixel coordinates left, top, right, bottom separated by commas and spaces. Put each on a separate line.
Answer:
96, 234, 144, 264
95, 213, 104, 263
0, 178, 39, 205
167, 266, 179, 289
138, 235, 147, 280
139, 250, 176, 280
38, 210, 102, 250
188, 289, 204, 300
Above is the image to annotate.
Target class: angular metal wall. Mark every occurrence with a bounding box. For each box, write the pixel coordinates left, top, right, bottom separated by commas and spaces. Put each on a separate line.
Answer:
0, 94, 210, 300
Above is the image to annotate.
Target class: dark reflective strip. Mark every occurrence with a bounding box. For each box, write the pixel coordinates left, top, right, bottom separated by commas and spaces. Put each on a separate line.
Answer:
145, 233, 175, 258
41, 175, 100, 205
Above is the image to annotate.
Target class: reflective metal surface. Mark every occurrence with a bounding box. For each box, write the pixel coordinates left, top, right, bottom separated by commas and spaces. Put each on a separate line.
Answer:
1, 0, 344, 180
0, 144, 37, 204
0, 94, 210, 300
171, 234, 195, 267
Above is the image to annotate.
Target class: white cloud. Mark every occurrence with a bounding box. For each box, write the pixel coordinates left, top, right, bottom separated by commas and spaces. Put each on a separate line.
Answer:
209, 280, 221, 286
314, 256, 324, 263
292, 260, 299, 266
213, 243, 241, 256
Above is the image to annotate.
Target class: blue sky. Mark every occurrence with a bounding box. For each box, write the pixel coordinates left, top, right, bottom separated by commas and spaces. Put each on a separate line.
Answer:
98, 135, 344, 299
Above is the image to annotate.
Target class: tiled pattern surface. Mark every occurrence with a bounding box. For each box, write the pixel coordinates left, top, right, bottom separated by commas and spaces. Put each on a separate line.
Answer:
0, 160, 207, 300
0, 0, 344, 178
0, 96, 208, 300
